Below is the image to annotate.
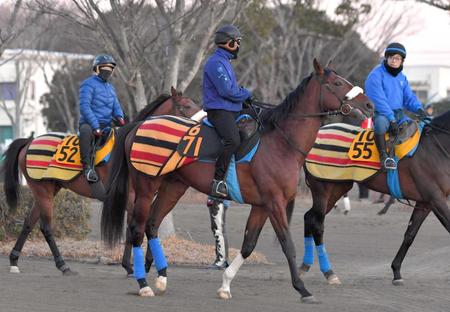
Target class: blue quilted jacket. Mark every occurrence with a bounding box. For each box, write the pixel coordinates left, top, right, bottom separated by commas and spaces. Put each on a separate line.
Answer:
365, 61, 421, 122
203, 48, 251, 112
79, 75, 124, 129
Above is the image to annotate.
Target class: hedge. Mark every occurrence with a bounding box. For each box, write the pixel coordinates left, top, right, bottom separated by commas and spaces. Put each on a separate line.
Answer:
0, 184, 91, 241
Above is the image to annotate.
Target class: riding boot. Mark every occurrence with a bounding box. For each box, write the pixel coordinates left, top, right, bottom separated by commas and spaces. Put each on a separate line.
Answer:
374, 134, 396, 170
79, 124, 99, 183
207, 198, 229, 269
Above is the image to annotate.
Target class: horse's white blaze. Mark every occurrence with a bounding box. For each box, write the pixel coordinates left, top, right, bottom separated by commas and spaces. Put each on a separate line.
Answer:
345, 86, 363, 100
217, 253, 245, 299
155, 276, 167, 295
138, 286, 155, 297
10, 266, 20, 273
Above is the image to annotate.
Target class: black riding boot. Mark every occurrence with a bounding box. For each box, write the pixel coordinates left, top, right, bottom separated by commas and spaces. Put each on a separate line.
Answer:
374, 133, 396, 170
79, 124, 98, 182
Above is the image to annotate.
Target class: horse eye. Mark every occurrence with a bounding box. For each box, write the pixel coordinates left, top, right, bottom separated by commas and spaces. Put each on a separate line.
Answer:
334, 80, 342, 86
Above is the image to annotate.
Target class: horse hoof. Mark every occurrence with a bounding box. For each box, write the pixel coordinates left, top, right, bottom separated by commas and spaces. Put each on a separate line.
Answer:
127, 273, 134, 278
327, 274, 341, 285
217, 288, 232, 300
392, 279, 404, 286
10, 266, 20, 273
301, 295, 317, 304
62, 269, 78, 276
298, 264, 310, 277
139, 286, 155, 297
155, 276, 167, 295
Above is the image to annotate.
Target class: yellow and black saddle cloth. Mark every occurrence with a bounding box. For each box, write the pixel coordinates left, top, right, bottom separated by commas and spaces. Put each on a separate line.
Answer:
305, 122, 421, 182
130, 115, 260, 177
26, 130, 115, 182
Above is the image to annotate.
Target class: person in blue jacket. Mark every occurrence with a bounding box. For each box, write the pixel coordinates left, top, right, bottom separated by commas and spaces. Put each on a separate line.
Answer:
203, 25, 252, 198
365, 43, 428, 170
79, 54, 125, 182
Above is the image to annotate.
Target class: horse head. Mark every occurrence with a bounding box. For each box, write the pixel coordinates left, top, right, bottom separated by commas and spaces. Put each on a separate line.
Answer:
312, 58, 374, 123
169, 86, 201, 118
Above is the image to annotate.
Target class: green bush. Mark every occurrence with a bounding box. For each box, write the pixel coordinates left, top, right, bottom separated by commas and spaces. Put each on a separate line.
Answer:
0, 184, 91, 241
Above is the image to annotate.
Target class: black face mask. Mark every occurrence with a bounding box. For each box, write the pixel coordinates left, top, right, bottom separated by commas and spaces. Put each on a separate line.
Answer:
230, 46, 239, 59
98, 69, 112, 81
383, 59, 403, 77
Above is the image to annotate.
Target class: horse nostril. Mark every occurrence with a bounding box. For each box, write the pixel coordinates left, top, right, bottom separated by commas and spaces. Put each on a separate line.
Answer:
366, 102, 374, 110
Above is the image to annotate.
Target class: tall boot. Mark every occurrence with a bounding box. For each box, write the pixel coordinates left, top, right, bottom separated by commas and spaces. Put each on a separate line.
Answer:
79, 134, 98, 183
374, 134, 396, 170
207, 198, 229, 269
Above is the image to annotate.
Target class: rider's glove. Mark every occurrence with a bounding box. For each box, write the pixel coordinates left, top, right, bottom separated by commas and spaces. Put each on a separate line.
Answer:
417, 108, 428, 120
115, 116, 126, 127
93, 128, 102, 137
389, 120, 399, 136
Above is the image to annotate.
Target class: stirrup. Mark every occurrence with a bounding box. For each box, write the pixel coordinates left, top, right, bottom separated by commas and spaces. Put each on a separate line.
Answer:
211, 180, 228, 199
85, 168, 99, 183
383, 157, 397, 170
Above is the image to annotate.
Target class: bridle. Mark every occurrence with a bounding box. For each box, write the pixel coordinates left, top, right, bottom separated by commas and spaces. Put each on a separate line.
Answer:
274, 71, 365, 157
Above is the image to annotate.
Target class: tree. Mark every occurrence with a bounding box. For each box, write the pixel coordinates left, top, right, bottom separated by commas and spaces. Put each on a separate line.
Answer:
416, 0, 450, 10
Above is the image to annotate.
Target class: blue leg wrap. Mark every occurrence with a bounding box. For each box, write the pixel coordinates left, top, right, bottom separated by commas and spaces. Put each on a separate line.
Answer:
133, 246, 146, 280
316, 244, 331, 273
149, 238, 167, 271
303, 236, 315, 266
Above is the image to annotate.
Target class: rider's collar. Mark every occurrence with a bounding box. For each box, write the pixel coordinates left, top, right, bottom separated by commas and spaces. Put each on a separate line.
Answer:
215, 48, 234, 60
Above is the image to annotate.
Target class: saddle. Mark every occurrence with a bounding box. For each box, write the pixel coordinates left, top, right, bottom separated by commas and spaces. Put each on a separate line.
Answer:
130, 114, 260, 177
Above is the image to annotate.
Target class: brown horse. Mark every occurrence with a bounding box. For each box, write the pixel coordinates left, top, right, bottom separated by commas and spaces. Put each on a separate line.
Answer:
101, 59, 374, 301
299, 112, 450, 287
2, 87, 200, 275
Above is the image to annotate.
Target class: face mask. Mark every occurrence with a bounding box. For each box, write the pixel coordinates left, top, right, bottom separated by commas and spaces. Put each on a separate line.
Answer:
383, 59, 403, 77
98, 68, 113, 81
230, 46, 239, 59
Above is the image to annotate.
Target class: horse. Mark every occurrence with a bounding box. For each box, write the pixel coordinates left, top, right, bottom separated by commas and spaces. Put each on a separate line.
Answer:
299, 111, 450, 287
100, 59, 374, 301
2, 87, 200, 275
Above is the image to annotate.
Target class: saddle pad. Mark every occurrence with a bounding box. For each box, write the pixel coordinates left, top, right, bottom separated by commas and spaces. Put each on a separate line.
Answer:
130, 115, 198, 176
306, 123, 421, 182
348, 127, 420, 163
25, 131, 115, 182
306, 124, 380, 182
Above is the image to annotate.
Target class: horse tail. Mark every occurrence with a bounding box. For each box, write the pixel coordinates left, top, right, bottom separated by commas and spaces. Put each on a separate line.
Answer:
101, 122, 136, 247
2, 137, 32, 212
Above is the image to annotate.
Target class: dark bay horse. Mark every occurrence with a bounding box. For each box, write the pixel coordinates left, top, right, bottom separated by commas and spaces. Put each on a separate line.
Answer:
300, 112, 450, 286
2, 87, 200, 275
101, 59, 374, 301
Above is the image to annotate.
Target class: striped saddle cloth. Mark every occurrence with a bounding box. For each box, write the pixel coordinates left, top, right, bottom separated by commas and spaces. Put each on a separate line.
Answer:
25, 131, 115, 182
305, 123, 420, 182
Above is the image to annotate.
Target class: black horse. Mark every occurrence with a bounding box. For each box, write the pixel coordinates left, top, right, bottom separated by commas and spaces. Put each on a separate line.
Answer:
299, 110, 450, 286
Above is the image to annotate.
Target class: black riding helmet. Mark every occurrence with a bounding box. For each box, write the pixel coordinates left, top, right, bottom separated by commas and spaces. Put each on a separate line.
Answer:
384, 42, 406, 59
92, 54, 116, 71
214, 25, 242, 45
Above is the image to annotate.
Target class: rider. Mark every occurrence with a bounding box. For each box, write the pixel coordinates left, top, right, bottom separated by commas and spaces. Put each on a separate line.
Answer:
203, 25, 252, 198
365, 42, 427, 170
79, 54, 125, 182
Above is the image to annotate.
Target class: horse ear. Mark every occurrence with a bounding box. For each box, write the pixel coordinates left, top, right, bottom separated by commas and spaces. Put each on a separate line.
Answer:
313, 58, 324, 75
171, 86, 177, 97
326, 59, 334, 69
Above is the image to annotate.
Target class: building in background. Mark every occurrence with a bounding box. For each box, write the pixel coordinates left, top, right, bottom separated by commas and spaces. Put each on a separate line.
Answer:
403, 51, 450, 105
0, 49, 92, 153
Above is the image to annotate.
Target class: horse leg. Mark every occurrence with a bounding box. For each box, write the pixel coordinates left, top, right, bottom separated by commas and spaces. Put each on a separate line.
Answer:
9, 202, 41, 273
301, 180, 351, 284
130, 177, 162, 297
269, 208, 315, 303
144, 218, 154, 273
391, 202, 430, 285
121, 227, 134, 276
146, 176, 189, 295
377, 195, 395, 215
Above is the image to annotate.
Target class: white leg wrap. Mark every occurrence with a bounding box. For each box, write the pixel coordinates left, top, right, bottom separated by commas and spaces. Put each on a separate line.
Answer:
10, 266, 20, 273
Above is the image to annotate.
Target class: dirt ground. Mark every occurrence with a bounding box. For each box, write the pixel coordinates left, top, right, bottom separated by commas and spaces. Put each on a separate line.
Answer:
1, 192, 450, 312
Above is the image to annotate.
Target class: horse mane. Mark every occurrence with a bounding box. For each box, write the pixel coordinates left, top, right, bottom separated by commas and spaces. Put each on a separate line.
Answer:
132, 93, 171, 123
430, 110, 450, 132
260, 73, 313, 131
